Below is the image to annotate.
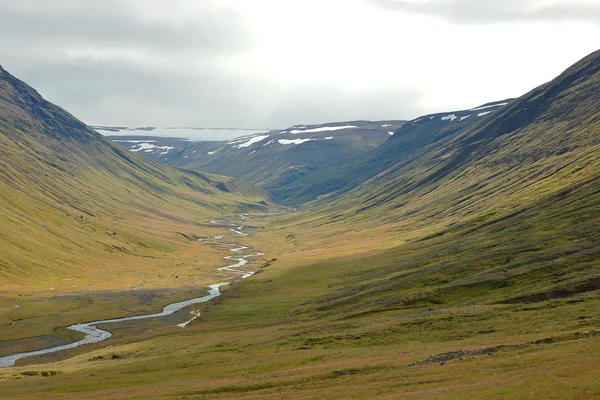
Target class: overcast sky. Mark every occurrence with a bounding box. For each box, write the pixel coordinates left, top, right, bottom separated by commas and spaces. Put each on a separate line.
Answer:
0, 0, 598, 133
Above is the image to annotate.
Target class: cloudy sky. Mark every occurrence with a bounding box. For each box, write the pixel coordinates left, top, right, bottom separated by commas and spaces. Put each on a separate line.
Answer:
0, 0, 598, 134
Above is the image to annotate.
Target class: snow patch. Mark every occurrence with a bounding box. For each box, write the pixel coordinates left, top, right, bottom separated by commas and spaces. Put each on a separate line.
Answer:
101, 127, 269, 141
460, 115, 471, 121
388, 131, 395, 135
227, 137, 252, 145
113, 139, 157, 143
324, 136, 334, 140
441, 114, 458, 121
289, 125, 358, 134
278, 138, 316, 145
469, 102, 508, 111
130, 142, 174, 152
207, 150, 216, 155
234, 135, 270, 148
478, 111, 493, 117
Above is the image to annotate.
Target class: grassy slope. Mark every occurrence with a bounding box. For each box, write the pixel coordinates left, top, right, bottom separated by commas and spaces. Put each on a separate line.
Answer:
0, 51, 599, 399
271, 103, 510, 205
0, 65, 271, 341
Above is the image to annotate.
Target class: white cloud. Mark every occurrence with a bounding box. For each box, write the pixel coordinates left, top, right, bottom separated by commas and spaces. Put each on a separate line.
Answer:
0, 0, 598, 135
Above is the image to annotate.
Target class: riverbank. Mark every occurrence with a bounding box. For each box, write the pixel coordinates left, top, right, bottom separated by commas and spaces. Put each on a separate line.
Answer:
0, 215, 262, 368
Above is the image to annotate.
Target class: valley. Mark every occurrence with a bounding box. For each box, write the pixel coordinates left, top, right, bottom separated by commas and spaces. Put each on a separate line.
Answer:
0, 48, 599, 400
0, 215, 263, 368
104, 120, 405, 197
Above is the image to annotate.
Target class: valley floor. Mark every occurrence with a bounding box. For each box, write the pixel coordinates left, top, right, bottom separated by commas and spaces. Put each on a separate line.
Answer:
1, 210, 599, 399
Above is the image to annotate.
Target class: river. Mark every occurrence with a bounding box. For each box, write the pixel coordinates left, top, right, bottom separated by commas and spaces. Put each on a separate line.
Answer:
0, 216, 259, 368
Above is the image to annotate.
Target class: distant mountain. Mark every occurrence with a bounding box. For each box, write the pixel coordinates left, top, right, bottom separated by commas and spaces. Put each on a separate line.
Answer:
106, 120, 405, 194
93, 126, 270, 141
270, 101, 512, 204
286, 49, 600, 233
0, 64, 270, 282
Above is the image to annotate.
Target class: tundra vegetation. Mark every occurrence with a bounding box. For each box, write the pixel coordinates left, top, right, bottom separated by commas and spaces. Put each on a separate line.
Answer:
0, 51, 599, 399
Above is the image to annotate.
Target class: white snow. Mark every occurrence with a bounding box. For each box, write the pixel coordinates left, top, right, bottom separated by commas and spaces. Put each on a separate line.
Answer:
278, 138, 316, 145
98, 127, 270, 141
324, 136, 334, 140
278, 131, 288, 134
207, 150, 216, 155
289, 125, 358, 134
469, 102, 508, 111
382, 124, 391, 127
113, 140, 157, 143
441, 114, 458, 121
234, 134, 270, 148
478, 111, 493, 116
460, 115, 471, 121
388, 131, 395, 135
130, 143, 174, 152
227, 137, 252, 145
264, 139, 275, 146
249, 150, 256, 155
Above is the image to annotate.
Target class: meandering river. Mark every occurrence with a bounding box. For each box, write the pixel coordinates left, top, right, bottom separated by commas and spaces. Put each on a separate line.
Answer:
0, 216, 259, 368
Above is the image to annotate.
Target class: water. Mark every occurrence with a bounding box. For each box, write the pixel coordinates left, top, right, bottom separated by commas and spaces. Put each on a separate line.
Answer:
0, 222, 257, 368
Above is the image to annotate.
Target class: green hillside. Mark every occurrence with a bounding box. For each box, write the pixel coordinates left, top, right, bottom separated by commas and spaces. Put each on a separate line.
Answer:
0, 50, 599, 400
270, 101, 510, 204
0, 64, 270, 287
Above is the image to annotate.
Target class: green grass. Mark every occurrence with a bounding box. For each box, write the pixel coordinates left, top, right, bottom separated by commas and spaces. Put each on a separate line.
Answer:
1, 51, 600, 400
0, 65, 272, 291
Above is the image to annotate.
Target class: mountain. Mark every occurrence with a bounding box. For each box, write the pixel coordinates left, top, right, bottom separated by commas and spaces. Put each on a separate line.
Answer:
271, 100, 512, 204
272, 48, 600, 307
93, 126, 270, 141
300, 49, 600, 226
1, 52, 599, 400
0, 64, 270, 286
105, 120, 405, 195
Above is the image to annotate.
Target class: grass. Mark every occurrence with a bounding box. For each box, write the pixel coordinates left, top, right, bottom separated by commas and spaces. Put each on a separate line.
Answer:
1, 206, 598, 399
1, 51, 600, 399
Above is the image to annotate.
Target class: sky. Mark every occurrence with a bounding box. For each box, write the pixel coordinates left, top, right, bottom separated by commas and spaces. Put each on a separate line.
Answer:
0, 0, 599, 136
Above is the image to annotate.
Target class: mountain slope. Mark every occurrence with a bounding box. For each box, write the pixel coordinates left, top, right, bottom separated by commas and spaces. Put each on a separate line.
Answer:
106, 120, 405, 194
271, 101, 512, 204
2, 51, 599, 400
270, 49, 600, 306
0, 64, 269, 286
319, 49, 600, 227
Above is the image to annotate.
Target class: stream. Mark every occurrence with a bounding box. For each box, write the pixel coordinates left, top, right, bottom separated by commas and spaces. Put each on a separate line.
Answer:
0, 216, 260, 368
